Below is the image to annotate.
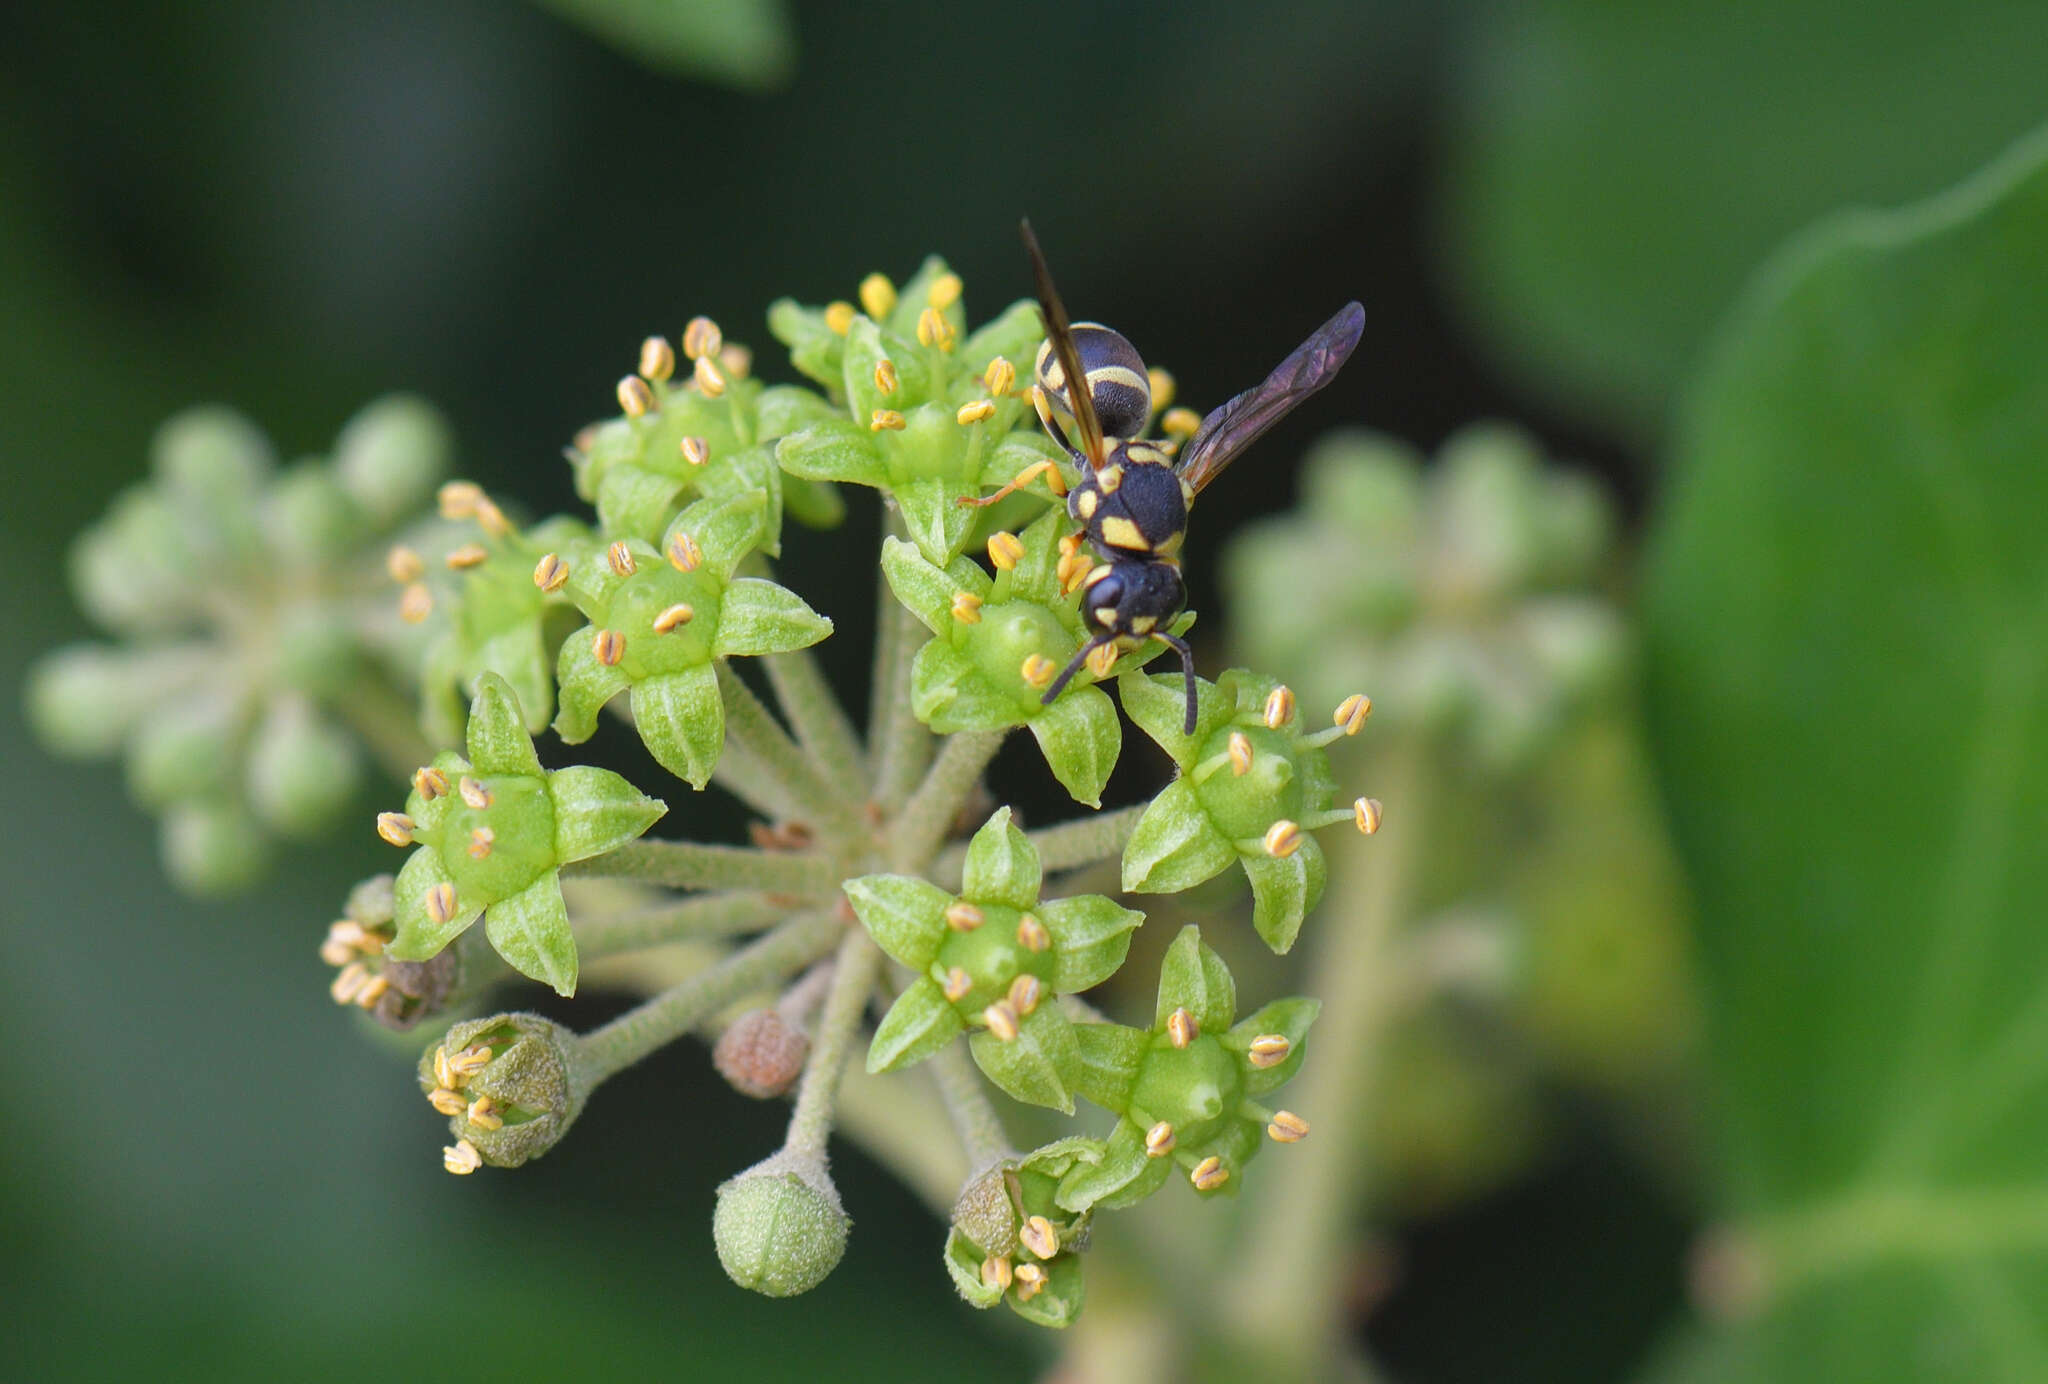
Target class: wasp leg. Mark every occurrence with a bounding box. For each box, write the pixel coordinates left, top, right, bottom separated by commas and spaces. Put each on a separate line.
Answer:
1153, 630, 1199, 735
959, 457, 1067, 509
1040, 635, 1113, 706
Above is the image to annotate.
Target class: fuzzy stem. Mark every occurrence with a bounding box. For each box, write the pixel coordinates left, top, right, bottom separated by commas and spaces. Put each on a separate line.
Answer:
710, 731, 809, 822
716, 662, 867, 841
888, 729, 1005, 871
926, 1041, 1011, 1169
574, 909, 845, 1084
785, 927, 882, 1162
763, 649, 869, 798
832, 1063, 968, 1216
934, 804, 1147, 887
563, 839, 840, 896
869, 546, 934, 814
571, 891, 789, 954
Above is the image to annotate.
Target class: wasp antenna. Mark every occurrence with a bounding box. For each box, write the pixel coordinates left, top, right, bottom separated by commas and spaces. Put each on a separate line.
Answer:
1040, 635, 1113, 706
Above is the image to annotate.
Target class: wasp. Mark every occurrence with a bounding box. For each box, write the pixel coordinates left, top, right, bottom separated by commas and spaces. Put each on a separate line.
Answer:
965, 220, 1365, 734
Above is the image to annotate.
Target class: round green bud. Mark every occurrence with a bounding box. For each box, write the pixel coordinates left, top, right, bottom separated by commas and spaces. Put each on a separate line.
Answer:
246, 699, 362, 839
128, 695, 242, 809
161, 796, 269, 895
270, 603, 361, 696
1434, 426, 1547, 601
264, 464, 368, 564
333, 395, 450, 524
152, 405, 274, 501
419, 1013, 587, 1167
25, 645, 163, 757
713, 1151, 850, 1297
70, 491, 200, 629
1519, 599, 1628, 704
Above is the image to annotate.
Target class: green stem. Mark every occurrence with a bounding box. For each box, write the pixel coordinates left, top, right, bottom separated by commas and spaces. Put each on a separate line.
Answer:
572, 891, 789, 954
574, 909, 845, 1084
763, 648, 869, 800
333, 669, 436, 780
888, 729, 1005, 871
710, 731, 809, 822
870, 544, 934, 814
716, 662, 867, 841
563, 839, 840, 896
926, 1041, 1011, 1169
785, 928, 882, 1162
832, 1062, 968, 1217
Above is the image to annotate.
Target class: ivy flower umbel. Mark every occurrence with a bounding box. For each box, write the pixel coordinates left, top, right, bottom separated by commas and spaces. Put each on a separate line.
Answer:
1119, 667, 1379, 952
383, 673, 664, 995
551, 489, 833, 788
846, 807, 1142, 1113
1057, 926, 1318, 1212
945, 1137, 1102, 1329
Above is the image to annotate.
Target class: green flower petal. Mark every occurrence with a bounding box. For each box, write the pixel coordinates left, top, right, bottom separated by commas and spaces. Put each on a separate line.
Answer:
960, 807, 1041, 909
1029, 685, 1119, 808
484, 872, 578, 996
548, 764, 666, 864
1118, 670, 1234, 771
464, 672, 544, 778
1242, 834, 1327, 955
1154, 925, 1236, 1034
843, 873, 953, 969
969, 1005, 1076, 1113
1224, 997, 1320, 1096
714, 579, 833, 657
881, 536, 988, 635
1121, 779, 1238, 894
866, 976, 966, 1073
912, 638, 1024, 733
1056, 1118, 1169, 1213
630, 664, 724, 789
388, 847, 482, 960
554, 626, 633, 743
775, 419, 888, 487
1038, 895, 1144, 994
1068, 1022, 1147, 1113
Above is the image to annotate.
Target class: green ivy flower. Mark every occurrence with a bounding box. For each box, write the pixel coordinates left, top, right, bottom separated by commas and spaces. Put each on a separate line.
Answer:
419, 1012, 589, 1170
846, 808, 1142, 1113
1056, 926, 1318, 1212
552, 490, 832, 788
944, 1137, 1101, 1329
383, 673, 665, 995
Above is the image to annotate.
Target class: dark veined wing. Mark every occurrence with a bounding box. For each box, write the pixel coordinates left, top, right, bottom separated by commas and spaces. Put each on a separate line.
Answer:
1021, 219, 1107, 470
1177, 301, 1365, 498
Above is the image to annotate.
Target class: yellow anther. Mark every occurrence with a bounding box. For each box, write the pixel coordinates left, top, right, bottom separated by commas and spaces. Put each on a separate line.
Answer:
443, 1139, 483, 1176
666, 530, 703, 572
927, 272, 963, 311
1144, 1121, 1176, 1157
1263, 820, 1303, 858
427, 1086, 469, 1117
987, 531, 1025, 571
386, 545, 425, 584
984, 356, 1017, 398
679, 435, 710, 467
354, 975, 390, 1009
653, 602, 695, 633
606, 540, 638, 577
916, 306, 954, 350
329, 962, 370, 1005
944, 901, 984, 932
950, 591, 983, 624
1007, 973, 1042, 1017
1228, 731, 1253, 776
1020, 653, 1056, 689
1016, 913, 1050, 952
467, 826, 495, 860
466, 1095, 504, 1132
1268, 1110, 1310, 1143
1085, 642, 1119, 679
448, 1044, 492, 1078
824, 301, 856, 335
872, 358, 898, 395
1147, 367, 1175, 412
438, 480, 485, 519
982, 1000, 1021, 1042
1247, 1033, 1293, 1069
533, 552, 569, 592
473, 498, 511, 537
956, 399, 997, 425
425, 881, 459, 925
1354, 797, 1384, 836
1190, 1157, 1229, 1191
328, 919, 376, 953
432, 1048, 457, 1090
1020, 1214, 1058, 1261
459, 776, 492, 810
1264, 684, 1295, 730
859, 273, 896, 319
1056, 550, 1093, 595
617, 374, 655, 418
376, 812, 415, 847
639, 335, 676, 383
692, 354, 726, 398
681, 316, 722, 361
319, 932, 357, 969
412, 765, 449, 801
445, 543, 490, 571
1166, 1007, 1199, 1049
1058, 533, 1084, 557
1335, 693, 1372, 735
870, 409, 906, 432
942, 966, 973, 1003
399, 582, 433, 624
593, 628, 626, 666
1162, 406, 1201, 440
981, 1255, 1014, 1292
1013, 1261, 1047, 1301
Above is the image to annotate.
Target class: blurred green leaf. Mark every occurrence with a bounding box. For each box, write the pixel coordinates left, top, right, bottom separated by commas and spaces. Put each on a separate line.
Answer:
1442, 0, 2048, 439
533, 0, 794, 89
1643, 126, 2048, 1374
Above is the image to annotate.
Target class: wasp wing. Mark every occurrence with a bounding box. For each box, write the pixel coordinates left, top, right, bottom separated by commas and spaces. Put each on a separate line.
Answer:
1177, 301, 1364, 498
1021, 219, 1107, 470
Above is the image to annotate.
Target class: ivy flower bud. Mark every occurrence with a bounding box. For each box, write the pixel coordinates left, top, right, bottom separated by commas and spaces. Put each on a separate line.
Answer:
944, 1140, 1097, 1327
713, 1009, 810, 1099
416, 1012, 588, 1168
713, 1150, 850, 1297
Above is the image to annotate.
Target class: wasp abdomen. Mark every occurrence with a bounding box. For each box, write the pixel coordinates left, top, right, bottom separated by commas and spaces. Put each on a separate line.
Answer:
1036, 323, 1151, 440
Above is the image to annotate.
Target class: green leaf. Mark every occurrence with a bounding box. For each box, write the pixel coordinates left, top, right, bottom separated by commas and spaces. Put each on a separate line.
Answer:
1154, 925, 1235, 1035
387, 848, 481, 960
1441, 0, 2048, 438
1067, 1022, 1147, 1114
1028, 685, 1119, 809
842, 874, 952, 970
969, 1006, 1076, 1114
1225, 997, 1321, 1097
1038, 895, 1143, 994
1642, 127, 2048, 1376
484, 873, 579, 997
866, 977, 966, 1074
1121, 779, 1238, 894
630, 665, 724, 789
714, 579, 832, 657
463, 673, 543, 778
553, 627, 632, 743
531, 0, 794, 90
1241, 834, 1326, 955
960, 807, 1042, 909
547, 765, 665, 864
1056, 1119, 1170, 1214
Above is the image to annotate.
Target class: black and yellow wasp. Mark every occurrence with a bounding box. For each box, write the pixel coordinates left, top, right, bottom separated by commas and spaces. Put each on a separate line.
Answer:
968, 220, 1365, 734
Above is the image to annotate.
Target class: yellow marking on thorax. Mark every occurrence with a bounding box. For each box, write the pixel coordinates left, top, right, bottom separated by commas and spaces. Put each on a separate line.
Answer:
1074, 489, 1099, 520
1097, 464, 1123, 494
1126, 443, 1170, 467
1099, 516, 1147, 550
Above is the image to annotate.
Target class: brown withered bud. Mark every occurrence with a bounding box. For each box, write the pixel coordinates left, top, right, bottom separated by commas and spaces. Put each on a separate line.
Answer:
714, 1008, 811, 1099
